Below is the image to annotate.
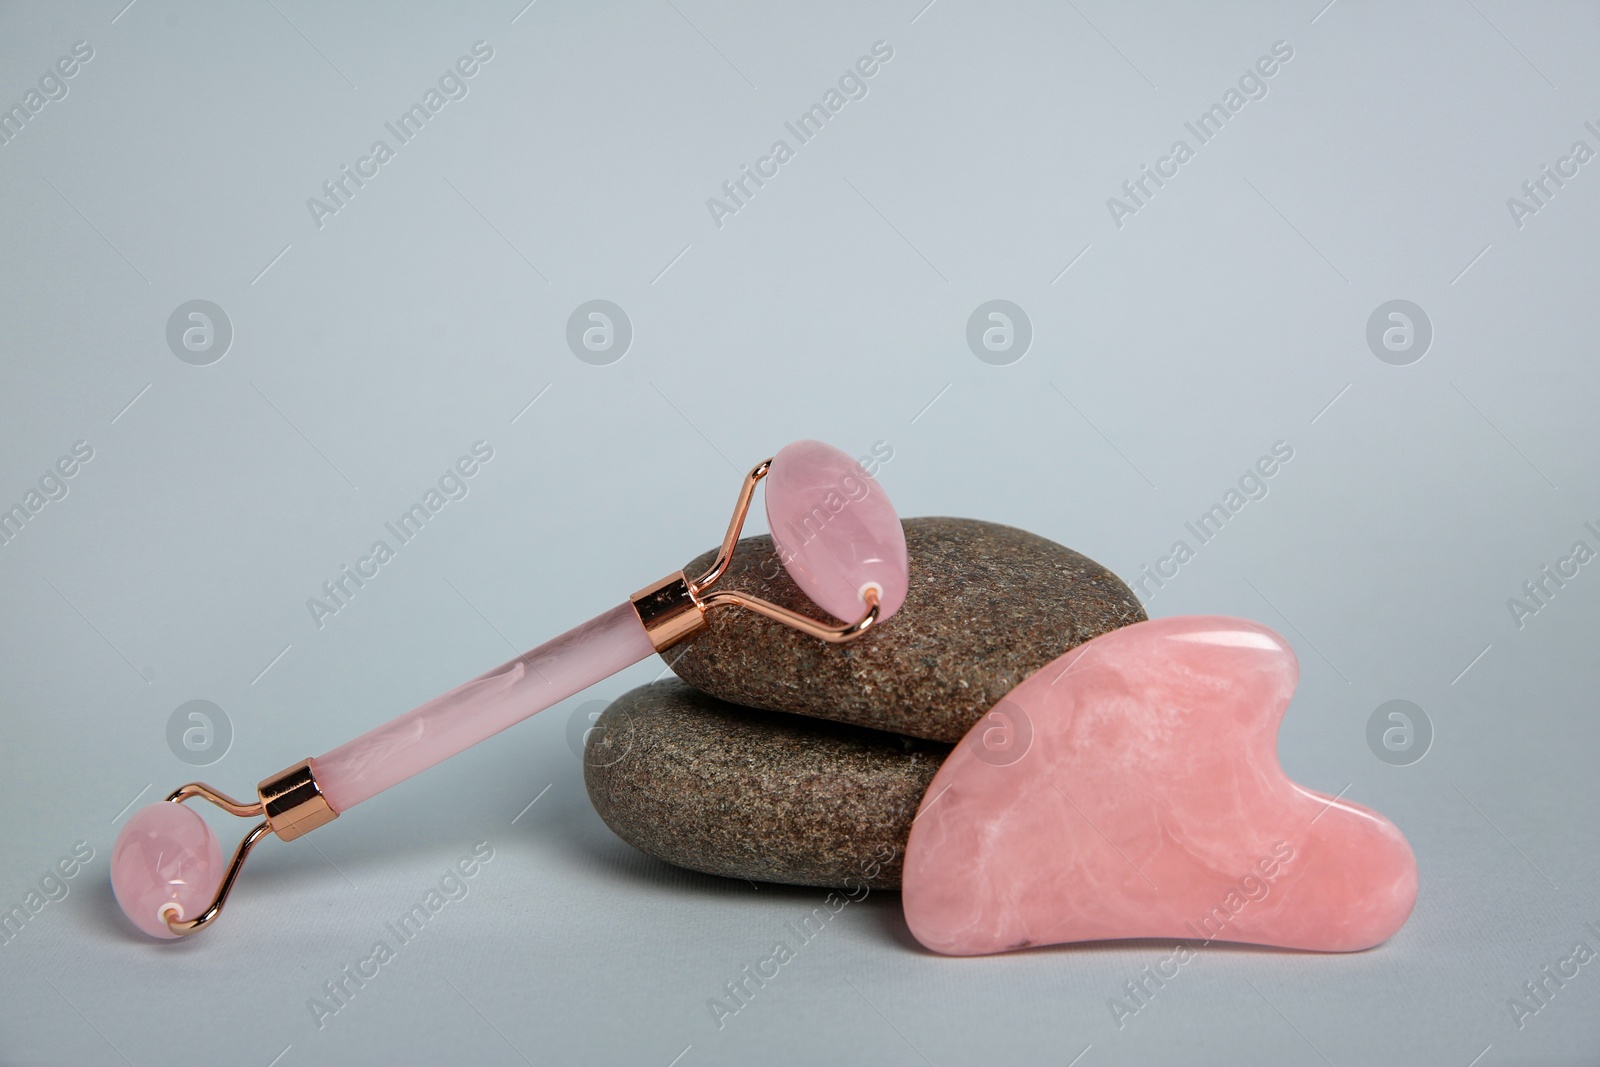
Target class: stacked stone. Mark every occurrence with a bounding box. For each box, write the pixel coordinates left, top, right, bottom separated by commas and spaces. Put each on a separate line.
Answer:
582, 517, 1145, 890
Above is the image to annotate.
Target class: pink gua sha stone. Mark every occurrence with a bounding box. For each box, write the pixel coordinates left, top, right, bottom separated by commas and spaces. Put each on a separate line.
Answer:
111, 801, 225, 939
765, 439, 908, 624
902, 615, 1418, 956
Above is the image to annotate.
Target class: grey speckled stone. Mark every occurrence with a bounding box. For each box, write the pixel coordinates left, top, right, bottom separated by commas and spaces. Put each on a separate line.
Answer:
671, 516, 1146, 743
583, 679, 948, 889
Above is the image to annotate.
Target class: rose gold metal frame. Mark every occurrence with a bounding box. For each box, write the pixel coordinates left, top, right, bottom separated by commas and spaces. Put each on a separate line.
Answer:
157, 759, 337, 936
161, 820, 271, 936
630, 457, 882, 651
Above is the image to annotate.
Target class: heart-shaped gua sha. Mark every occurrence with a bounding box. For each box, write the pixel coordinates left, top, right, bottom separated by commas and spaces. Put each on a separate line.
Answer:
902, 615, 1417, 956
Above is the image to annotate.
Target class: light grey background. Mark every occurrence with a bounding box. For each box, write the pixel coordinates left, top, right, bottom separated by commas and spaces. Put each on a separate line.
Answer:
1, 1, 1596, 1064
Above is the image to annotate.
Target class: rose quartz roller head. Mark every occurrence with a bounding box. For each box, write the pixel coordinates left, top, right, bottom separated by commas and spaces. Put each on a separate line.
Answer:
112, 440, 907, 939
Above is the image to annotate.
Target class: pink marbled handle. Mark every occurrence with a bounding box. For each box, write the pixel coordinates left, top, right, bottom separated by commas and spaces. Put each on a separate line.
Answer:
314, 602, 655, 811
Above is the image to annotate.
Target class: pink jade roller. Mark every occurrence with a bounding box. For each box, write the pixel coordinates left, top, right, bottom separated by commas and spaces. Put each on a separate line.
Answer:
111, 440, 910, 939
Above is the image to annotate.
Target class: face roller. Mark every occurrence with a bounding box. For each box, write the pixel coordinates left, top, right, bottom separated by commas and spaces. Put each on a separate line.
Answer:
111, 440, 909, 939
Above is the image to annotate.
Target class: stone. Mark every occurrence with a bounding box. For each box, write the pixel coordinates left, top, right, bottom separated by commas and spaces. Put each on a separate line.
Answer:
902, 615, 1419, 956
583, 679, 948, 889
672, 517, 1146, 743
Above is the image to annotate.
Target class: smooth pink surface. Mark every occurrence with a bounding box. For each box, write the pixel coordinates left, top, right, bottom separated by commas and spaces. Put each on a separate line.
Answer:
766, 440, 908, 623
903, 615, 1418, 956
111, 802, 224, 939
316, 601, 655, 811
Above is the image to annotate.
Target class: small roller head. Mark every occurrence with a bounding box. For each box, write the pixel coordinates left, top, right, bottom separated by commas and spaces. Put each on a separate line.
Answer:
111, 803, 224, 938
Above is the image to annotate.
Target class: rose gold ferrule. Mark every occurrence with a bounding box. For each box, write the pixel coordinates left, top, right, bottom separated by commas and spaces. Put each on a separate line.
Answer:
629, 570, 709, 652
257, 759, 338, 841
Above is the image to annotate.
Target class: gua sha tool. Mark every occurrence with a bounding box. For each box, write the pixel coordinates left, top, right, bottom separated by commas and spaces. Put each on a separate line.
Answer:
112, 440, 908, 939
902, 615, 1418, 956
